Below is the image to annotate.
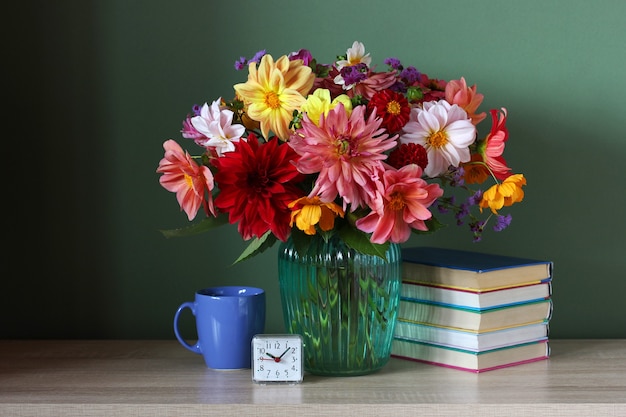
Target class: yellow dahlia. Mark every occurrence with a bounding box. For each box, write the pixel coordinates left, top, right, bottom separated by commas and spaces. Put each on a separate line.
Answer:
234, 54, 315, 141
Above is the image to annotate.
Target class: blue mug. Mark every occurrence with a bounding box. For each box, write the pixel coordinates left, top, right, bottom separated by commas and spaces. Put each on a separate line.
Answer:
174, 286, 266, 369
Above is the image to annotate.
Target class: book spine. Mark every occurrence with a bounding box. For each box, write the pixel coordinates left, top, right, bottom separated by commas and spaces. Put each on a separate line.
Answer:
393, 320, 549, 352
390, 354, 549, 373
391, 339, 550, 372
400, 296, 551, 311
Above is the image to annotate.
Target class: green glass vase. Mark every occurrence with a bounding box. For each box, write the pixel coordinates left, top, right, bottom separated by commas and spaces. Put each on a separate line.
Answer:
277, 234, 401, 376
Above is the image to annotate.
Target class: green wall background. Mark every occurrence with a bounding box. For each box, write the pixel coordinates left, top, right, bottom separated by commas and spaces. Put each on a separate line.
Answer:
6, 0, 625, 339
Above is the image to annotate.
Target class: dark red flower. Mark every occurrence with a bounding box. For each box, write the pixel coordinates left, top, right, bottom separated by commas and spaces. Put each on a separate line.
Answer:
367, 89, 411, 134
213, 134, 306, 241
387, 143, 428, 171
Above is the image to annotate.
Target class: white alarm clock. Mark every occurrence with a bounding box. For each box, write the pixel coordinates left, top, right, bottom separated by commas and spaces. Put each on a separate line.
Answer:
251, 334, 304, 384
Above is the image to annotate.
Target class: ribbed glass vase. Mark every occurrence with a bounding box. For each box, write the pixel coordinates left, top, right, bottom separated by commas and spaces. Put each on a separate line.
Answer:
277, 234, 401, 376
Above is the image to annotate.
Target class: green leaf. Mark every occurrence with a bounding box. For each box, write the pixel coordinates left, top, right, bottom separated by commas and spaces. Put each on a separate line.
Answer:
232, 231, 277, 265
159, 214, 229, 238
290, 228, 314, 257
412, 216, 447, 235
337, 226, 389, 260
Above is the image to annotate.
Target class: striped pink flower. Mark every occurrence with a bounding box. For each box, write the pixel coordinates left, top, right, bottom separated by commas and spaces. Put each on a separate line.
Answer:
289, 104, 397, 211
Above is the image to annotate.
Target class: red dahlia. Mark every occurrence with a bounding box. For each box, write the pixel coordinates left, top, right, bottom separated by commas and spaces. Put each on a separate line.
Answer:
213, 134, 306, 241
387, 143, 428, 171
367, 89, 411, 134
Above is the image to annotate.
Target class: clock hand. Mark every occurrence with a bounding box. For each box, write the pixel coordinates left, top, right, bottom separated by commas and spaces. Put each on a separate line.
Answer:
263, 348, 291, 363
278, 347, 291, 359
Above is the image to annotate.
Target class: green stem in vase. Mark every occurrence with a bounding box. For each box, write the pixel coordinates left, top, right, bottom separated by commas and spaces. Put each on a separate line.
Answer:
278, 234, 401, 376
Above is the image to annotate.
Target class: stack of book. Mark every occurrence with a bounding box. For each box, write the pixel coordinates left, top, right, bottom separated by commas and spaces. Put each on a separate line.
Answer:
391, 246, 553, 372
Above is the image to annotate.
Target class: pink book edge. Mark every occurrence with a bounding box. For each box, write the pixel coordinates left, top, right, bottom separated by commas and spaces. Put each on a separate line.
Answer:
391, 354, 549, 373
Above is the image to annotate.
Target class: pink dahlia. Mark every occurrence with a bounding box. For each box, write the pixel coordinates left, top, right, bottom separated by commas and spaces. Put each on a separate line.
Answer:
445, 77, 486, 125
356, 164, 443, 244
351, 70, 398, 101
289, 104, 398, 211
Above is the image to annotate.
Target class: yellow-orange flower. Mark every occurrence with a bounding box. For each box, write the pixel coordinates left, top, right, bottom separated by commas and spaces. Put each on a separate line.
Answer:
462, 154, 490, 184
480, 174, 526, 214
288, 196, 345, 235
234, 54, 315, 141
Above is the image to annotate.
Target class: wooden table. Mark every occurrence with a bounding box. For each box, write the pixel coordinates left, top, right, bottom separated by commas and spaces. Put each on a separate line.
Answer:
1, 339, 625, 416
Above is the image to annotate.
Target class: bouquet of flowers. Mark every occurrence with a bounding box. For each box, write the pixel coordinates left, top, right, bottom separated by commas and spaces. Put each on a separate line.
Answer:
157, 41, 526, 262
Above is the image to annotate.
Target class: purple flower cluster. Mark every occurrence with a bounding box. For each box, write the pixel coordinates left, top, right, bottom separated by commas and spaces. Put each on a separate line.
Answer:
234, 50, 267, 70
340, 63, 368, 86
435, 183, 512, 242
400, 66, 421, 83
493, 214, 513, 232
384, 57, 401, 69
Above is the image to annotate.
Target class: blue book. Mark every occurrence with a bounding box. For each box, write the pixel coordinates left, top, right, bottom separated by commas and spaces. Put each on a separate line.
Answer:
402, 247, 553, 291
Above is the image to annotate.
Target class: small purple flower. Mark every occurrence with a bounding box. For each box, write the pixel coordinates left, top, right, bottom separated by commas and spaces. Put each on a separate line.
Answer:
288, 49, 313, 66
249, 49, 266, 64
493, 214, 513, 232
234, 56, 247, 70
384, 57, 402, 69
450, 166, 465, 187
234, 50, 266, 70
470, 220, 486, 232
341, 63, 368, 86
191, 104, 202, 116
467, 189, 483, 206
470, 220, 486, 242
455, 203, 470, 225
400, 66, 421, 83
389, 80, 407, 94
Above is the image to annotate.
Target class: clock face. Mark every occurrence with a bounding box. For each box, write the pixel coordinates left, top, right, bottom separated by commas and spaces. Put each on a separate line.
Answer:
251, 334, 304, 384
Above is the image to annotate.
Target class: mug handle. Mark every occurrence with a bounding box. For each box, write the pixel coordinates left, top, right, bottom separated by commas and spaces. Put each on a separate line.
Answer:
173, 301, 202, 354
